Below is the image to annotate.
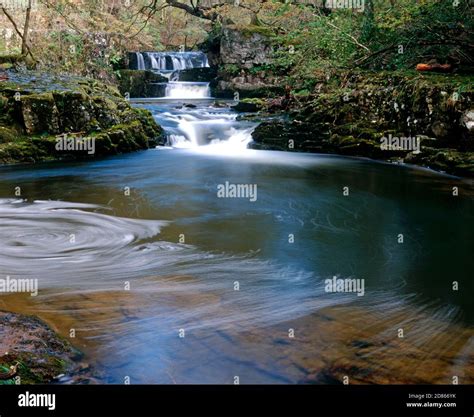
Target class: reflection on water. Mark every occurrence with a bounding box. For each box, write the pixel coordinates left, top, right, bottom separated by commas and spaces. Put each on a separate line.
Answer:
0, 139, 473, 384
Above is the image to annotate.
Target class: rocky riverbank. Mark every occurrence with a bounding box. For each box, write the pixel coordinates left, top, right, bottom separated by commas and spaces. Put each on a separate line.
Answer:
248, 71, 474, 177
0, 71, 164, 165
0, 310, 94, 384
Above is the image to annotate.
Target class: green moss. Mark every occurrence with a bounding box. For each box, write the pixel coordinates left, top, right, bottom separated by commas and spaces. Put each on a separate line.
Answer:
0, 71, 165, 164
232, 98, 267, 112
0, 54, 23, 65
0, 126, 19, 143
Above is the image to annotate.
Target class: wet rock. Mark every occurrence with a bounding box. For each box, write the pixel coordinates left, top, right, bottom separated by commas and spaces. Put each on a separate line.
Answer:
250, 120, 330, 153
216, 73, 283, 98
178, 67, 217, 83
231, 98, 266, 112
117, 69, 167, 98
406, 148, 474, 177
0, 310, 81, 384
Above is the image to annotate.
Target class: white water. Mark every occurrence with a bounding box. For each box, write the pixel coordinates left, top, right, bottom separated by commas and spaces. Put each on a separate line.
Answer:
133, 51, 212, 100
134, 51, 209, 72
132, 51, 252, 151
165, 81, 211, 99
136, 52, 145, 71
143, 103, 256, 150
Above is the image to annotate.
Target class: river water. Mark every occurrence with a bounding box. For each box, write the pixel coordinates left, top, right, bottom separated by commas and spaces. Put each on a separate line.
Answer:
0, 82, 473, 384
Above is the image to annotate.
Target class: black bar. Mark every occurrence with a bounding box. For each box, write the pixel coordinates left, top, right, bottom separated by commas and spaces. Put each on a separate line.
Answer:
1, 385, 473, 417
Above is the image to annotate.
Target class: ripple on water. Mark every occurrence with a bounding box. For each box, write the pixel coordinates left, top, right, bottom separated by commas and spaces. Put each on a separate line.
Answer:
0, 198, 346, 331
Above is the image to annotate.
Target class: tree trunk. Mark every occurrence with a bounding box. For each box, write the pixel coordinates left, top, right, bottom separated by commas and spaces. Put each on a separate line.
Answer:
21, 0, 32, 56
1, 6, 35, 61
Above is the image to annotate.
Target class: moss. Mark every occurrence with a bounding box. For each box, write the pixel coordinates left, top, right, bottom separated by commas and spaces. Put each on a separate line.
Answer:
0, 54, 23, 65
0, 311, 79, 384
0, 63, 13, 70
0, 71, 165, 164
232, 98, 267, 112
131, 107, 164, 141
20, 92, 60, 135
233, 24, 274, 39
250, 69, 473, 175
0, 126, 19, 143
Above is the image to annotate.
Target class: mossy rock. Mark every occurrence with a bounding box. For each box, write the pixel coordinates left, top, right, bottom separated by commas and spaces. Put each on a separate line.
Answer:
0, 310, 81, 384
0, 71, 165, 164
0, 54, 23, 65
0, 126, 19, 143
232, 24, 274, 39
20, 93, 61, 135
232, 98, 267, 112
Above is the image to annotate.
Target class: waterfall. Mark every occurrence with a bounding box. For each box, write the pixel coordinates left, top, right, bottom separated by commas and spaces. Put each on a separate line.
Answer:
136, 52, 145, 70
130, 50, 254, 150
132, 51, 212, 100
147, 105, 257, 150
165, 82, 211, 99
132, 52, 209, 72
130, 51, 253, 150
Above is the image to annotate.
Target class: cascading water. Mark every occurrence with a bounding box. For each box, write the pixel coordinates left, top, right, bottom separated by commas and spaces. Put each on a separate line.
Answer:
138, 102, 256, 150
133, 52, 209, 72
165, 82, 211, 99
131, 51, 212, 99
131, 51, 254, 150
136, 52, 145, 71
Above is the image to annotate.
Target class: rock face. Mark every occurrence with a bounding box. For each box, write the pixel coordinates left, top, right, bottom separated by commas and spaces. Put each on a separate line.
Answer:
117, 69, 167, 98
20, 93, 61, 135
251, 72, 474, 177
178, 67, 218, 82
0, 71, 164, 164
216, 26, 281, 98
220, 26, 273, 68
217, 72, 282, 98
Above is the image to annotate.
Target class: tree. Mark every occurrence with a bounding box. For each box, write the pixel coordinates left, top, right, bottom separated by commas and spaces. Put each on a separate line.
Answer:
1, 0, 35, 61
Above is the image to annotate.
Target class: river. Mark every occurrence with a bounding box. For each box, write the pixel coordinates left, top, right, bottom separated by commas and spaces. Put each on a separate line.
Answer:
0, 56, 473, 384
